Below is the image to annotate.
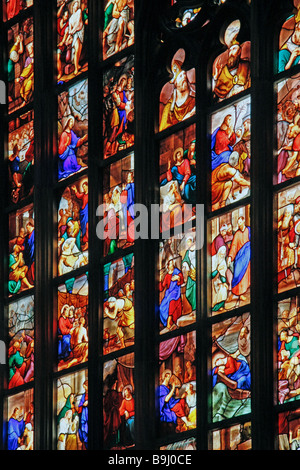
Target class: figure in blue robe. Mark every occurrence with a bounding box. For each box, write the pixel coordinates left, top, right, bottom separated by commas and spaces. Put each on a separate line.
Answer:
7, 415, 25, 450
58, 129, 83, 180
211, 127, 234, 171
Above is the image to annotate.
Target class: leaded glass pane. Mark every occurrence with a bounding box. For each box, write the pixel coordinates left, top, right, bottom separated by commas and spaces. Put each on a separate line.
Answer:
211, 313, 251, 422
5, 389, 34, 450
103, 55, 134, 159
157, 331, 196, 435
8, 295, 34, 389
3, 0, 33, 22
57, 79, 88, 181
278, 11, 300, 73
159, 124, 196, 230
57, 273, 88, 371
278, 410, 300, 450
8, 204, 34, 296
276, 75, 300, 184
103, 152, 134, 255
277, 296, 300, 404
7, 17, 34, 114
210, 205, 251, 314
56, 369, 88, 450
212, 20, 251, 102
160, 437, 196, 450
103, 0, 134, 61
8, 112, 34, 205
210, 96, 251, 211
57, 177, 88, 276
159, 49, 195, 132
103, 254, 134, 354
103, 353, 135, 449
277, 183, 300, 293
56, 0, 88, 83
210, 422, 251, 450
158, 229, 196, 334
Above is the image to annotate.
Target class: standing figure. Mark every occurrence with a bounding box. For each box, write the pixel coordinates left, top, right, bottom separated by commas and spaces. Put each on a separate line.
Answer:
159, 259, 184, 330
227, 216, 251, 302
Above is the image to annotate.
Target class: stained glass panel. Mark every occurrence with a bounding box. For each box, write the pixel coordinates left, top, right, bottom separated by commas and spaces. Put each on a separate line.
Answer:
278, 11, 300, 73
211, 313, 251, 422
57, 177, 88, 276
103, 152, 134, 256
210, 422, 251, 450
157, 331, 196, 435
8, 295, 34, 389
278, 296, 300, 404
103, 353, 135, 449
174, 8, 201, 28
7, 17, 34, 114
212, 19, 251, 102
277, 183, 300, 293
57, 79, 88, 181
8, 204, 34, 296
56, 369, 88, 450
57, 273, 88, 371
5, 389, 34, 450
211, 96, 251, 211
159, 124, 196, 230
277, 75, 300, 184
210, 205, 251, 314
158, 229, 196, 334
159, 48, 195, 132
278, 410, 300, 450
160, 438, 196, 450
103, 55, 134, 159
3, 0, 33, 22
56, 0, 88, 84
8, 111, 34, 205
103, 254, 134, 354
103, 0, 134, 61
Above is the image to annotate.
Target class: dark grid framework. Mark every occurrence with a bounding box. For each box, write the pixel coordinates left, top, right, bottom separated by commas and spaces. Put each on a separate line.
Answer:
0, 0, 299, 451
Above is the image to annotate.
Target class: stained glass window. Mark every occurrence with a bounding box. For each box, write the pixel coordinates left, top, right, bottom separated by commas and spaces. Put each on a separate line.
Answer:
1, 0, 295, 453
